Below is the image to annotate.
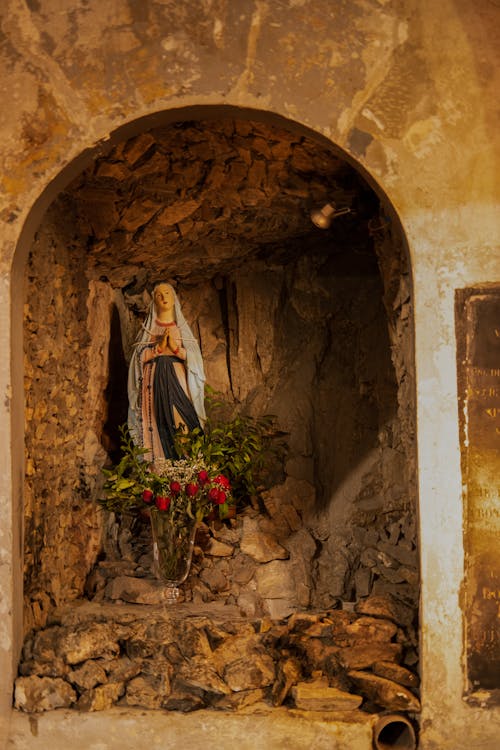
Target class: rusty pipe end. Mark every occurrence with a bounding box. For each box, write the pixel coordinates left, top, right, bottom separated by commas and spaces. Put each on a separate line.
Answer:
373, 713, 417, 750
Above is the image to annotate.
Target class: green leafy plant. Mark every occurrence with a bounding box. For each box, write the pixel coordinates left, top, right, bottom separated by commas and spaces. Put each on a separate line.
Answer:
173, 391, 287, 506
99, 425, 235, 521
99, 427, 149, 515
100, 391, 287, 522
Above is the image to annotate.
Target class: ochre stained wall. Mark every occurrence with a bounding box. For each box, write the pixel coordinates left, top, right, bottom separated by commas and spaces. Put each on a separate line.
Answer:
0, 2, 499, 749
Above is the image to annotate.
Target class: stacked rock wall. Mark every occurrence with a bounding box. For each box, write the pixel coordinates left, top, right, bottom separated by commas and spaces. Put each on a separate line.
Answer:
22, 119, 417, 698
24, 206, 416, 628
15, 598, 420, 716
23, 202, 109, 633
337, 220, 417, 611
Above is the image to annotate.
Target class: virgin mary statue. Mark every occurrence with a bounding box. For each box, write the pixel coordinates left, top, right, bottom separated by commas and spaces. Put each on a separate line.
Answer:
127, 282, 206, 463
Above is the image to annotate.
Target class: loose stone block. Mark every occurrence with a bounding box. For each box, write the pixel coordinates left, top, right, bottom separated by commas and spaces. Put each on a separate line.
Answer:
376, 566, 406, 584
206, 538, 235, 557
200, 566, 230, 594
291, 680, 363, 711
125, 675, 170, 709
355, 593, 414, 627
104, 575, 166, 604
263, 598, 298, 621
372, 660, 420, 688
287, 612, 321, 630
31, 627, 63, 663
157, 198, 201, 227
191, 580, 216, 604
271, 657, 302, 706
19, 657, 69, 679
223, 652, 276, 692
68, 660, 107, 690
215, 688, 267, 710
348, 670, 421, 712
122, 133, 156, 165
178, 656, 231, 695
237, 590, 263, 617
119, 199, 158, 232
344, 616, 398, 642
240, 516, 289, 563
378, 540, 417, 568
95, 160, 130, 181
336, 642, 402, 670
15, 676, 77, 712
231, 553, 257, 584
284, 528, 317, 608
77, 682, 125, 712
174, 621, 214, 660
295, 637, 342, 675
105, 656, 143, 684
261, 478, 315, 517
354, 567, 373, 597
255, 560, 296, 600
163, 679, 206, 712
58, 623, 120, 664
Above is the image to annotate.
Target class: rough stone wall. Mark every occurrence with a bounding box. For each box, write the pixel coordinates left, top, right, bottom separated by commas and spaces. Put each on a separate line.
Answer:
66, 119, 374, 287
24, 208, 404, 633
112, 255, 398, 490
109, 252, 408, 610
23, 201, 106, 633
319, 218, 418, 611
22, 116, 417, 643
14, 597, 420, 716
23, 111, 406, 639
1, 2, 499, 748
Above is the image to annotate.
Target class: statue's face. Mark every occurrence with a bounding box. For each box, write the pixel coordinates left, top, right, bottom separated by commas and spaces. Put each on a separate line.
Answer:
153, 283, 175, 315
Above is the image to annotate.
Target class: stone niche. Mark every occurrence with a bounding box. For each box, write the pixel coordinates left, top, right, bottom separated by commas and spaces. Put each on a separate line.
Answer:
19, 118, 418, 719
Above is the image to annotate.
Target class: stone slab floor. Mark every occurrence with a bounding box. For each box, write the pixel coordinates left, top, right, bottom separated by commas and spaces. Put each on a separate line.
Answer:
7, 706, 374, 750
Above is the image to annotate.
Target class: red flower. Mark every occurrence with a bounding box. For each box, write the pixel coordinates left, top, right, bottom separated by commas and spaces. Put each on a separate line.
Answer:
142, 489, 153, 504
169, 481, 181, 495
186, 482, 199, 497
208, 487, 220, 503
214, 474, 231, 489
209, 488, 227, 505
155, 495, 171, 511
197, 470, 210, 485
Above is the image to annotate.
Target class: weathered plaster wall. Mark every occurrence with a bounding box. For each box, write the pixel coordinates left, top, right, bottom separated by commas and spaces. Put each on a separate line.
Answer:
0, 1, 499, 749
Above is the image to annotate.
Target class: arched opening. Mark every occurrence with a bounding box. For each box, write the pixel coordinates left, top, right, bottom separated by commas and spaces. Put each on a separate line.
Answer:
14, 106, 418, 722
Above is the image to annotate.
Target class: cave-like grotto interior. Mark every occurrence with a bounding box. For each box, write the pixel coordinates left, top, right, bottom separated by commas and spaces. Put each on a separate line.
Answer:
18, 116, 418, 725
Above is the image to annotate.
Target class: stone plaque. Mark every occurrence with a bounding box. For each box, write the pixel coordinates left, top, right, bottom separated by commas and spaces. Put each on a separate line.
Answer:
456, 288, 500, 698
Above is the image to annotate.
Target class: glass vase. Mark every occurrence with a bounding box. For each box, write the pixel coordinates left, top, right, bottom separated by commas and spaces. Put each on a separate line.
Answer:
149, 509, 198, 603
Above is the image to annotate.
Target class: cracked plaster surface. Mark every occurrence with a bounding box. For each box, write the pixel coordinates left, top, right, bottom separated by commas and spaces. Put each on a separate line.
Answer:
0, 3, 498, 749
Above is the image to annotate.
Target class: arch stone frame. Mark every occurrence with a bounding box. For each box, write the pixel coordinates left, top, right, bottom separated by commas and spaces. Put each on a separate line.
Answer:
0, 1, 499, 748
